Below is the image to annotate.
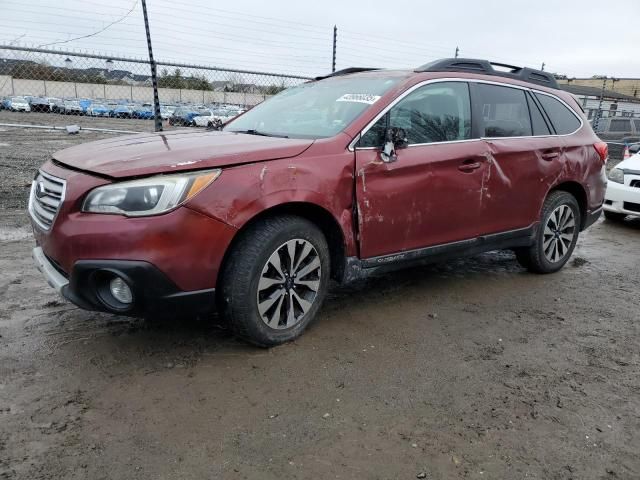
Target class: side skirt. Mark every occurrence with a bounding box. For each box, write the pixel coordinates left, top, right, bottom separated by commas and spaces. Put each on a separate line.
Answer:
341, 225, 536, 284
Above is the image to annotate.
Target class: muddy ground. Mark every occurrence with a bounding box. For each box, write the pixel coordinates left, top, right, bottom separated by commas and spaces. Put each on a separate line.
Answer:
1, 112, 639, 480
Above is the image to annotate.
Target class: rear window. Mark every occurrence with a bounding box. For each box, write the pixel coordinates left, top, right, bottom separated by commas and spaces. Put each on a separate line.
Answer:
476, 84, 532, 137
534, 93, 581, 134
608, 119, 632, 133
633, 119, 640, 132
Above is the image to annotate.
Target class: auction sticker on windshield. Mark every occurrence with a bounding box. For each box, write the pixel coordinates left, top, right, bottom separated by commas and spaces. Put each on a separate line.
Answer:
336, 94, 381, 104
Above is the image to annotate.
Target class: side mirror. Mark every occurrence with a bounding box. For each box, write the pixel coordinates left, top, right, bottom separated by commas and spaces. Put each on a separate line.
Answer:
380, 127, 408, 163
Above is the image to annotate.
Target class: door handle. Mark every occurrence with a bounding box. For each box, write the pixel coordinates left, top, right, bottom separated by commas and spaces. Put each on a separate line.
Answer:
458, 159, 482, 172
541, 150, 560, 161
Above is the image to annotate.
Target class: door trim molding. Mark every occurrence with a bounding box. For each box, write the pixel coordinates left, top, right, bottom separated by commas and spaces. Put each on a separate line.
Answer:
340, 225, 536, 283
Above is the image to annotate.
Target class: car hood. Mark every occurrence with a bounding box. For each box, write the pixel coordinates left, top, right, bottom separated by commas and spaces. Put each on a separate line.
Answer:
616, 153, 640, 171
53, 130, 315, 178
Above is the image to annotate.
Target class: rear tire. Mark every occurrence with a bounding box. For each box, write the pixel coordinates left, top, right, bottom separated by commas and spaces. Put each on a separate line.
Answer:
219, 215, 330, 347
515, 191, 581, 274
604, 211, 626, 222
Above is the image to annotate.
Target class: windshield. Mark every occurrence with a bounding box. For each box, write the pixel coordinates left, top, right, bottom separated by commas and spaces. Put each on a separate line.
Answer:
12, 96, 26, 102
93, 104, 107, 109
224, 76, 401, 138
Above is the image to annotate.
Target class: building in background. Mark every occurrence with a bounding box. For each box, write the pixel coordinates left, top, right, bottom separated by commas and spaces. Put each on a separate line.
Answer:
557, 78, 640, 98
558, 83, 640, 121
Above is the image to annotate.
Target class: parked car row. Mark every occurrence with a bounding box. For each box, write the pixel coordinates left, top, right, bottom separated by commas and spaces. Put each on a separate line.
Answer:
0, 95, 246, 126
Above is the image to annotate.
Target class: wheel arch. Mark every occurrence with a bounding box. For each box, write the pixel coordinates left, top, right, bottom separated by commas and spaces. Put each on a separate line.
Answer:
548, 181, 588, 230
216, 201, 348, 287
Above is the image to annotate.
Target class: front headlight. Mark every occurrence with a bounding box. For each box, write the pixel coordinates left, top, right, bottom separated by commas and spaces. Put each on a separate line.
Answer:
82, 169, 221, 216
608, 168, 624, 184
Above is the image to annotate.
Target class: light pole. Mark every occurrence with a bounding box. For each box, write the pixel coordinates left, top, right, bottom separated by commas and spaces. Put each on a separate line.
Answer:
141, 0, 162, 132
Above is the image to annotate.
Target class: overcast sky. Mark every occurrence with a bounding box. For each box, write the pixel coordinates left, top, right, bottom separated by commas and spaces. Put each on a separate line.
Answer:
1, 0, 638, 78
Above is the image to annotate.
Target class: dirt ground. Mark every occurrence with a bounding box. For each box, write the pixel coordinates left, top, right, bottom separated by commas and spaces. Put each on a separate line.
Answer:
1, 112, 639, 480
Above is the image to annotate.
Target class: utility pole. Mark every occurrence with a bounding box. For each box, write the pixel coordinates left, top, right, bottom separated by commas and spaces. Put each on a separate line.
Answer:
141, 0, 162, 132
594, 77, 607, 132
332, 25, 337, 73
540, 62, 545, 71
455, 46, 459, 58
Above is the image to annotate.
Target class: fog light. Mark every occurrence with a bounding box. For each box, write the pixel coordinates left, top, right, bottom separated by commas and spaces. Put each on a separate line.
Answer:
109, 277, 132, 304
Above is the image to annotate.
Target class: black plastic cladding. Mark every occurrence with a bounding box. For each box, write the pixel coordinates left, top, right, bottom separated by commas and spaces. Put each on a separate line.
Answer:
415, 58, 559, 90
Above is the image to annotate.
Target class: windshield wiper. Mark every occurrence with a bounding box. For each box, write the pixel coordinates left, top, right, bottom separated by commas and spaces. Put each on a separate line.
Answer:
230, 129, 289, 138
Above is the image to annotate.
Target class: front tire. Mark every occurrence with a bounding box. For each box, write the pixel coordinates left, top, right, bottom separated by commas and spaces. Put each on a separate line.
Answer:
515, 191, 581, 273
219, 215, 330, 347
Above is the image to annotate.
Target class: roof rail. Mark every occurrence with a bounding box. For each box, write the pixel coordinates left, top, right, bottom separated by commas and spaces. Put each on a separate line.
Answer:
314, 67, 380, 81
415, 58, 558, 89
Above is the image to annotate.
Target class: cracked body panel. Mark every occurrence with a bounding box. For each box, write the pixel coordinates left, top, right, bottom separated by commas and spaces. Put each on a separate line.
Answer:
187, 133, 358, 259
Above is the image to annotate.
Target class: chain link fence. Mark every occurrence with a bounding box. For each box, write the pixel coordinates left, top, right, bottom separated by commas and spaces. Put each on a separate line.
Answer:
0, 45, 312, 131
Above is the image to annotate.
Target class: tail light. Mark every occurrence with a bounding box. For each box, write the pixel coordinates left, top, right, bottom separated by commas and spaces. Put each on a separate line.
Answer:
594, 142, 608, 164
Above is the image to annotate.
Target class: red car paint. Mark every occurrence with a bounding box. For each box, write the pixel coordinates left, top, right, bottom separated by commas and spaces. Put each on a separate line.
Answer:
33, 69, 606, 301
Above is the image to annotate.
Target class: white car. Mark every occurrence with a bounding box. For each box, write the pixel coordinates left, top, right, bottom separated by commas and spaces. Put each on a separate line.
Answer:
193, 108, 243, 128
604, 152, 640, 220
160, 105, 176, 120
9, 96, 31, 112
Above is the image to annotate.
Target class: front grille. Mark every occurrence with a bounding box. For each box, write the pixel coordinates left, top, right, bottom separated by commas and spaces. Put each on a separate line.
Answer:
623, 202, 640, 213
28, 170, 66, 230
630, 179, 640, 188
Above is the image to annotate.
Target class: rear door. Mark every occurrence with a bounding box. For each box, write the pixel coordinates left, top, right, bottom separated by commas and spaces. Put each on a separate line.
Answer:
354, 81, 490, 258
473, 83, 564, 234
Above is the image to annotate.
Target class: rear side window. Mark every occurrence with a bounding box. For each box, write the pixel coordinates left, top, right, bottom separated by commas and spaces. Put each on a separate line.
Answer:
526, 94, 551, 136
608, 119, 631, 132
476, 84, 532, 137
534, 93, 581, 134
634, 119, 640, 132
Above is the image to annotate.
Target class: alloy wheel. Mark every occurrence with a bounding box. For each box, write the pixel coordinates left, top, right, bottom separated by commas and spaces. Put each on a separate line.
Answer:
543, 204, 576, 263
256, 239, 321, 329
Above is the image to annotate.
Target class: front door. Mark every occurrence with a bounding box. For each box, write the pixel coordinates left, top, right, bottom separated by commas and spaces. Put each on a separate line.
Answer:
354, 81, 489, 259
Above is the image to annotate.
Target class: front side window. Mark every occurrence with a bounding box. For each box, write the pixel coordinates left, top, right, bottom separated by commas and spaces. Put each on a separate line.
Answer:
358, 82, 472, 147
477, 84, 532, 137
534, 93, 582, 135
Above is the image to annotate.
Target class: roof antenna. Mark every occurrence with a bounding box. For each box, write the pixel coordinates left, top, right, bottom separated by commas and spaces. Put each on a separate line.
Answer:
455, 46, 459, 59
541, 62, 545, 71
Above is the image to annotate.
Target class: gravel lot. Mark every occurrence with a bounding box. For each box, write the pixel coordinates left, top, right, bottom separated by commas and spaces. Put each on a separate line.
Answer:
1, 111, 639, 480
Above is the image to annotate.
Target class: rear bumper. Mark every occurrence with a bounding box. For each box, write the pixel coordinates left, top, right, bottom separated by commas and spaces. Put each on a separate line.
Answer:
33, 247, 216, 317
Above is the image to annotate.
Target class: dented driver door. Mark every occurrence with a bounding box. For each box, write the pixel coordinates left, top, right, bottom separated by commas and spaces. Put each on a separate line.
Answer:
354, 140, 490, 259
353, 80, 491, 259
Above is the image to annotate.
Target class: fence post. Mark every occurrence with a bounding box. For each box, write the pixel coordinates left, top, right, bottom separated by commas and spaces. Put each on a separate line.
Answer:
43, 79, 47, 96
332, 25, 337, 73
141, 0, 163, 131
593, 77, 606, 132
74, 82, 78, 98
103, 84, 106, 99
10, 76, 14, 95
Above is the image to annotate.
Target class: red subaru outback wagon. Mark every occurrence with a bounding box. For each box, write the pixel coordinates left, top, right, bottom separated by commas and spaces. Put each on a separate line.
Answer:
30, 59, 607, 346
